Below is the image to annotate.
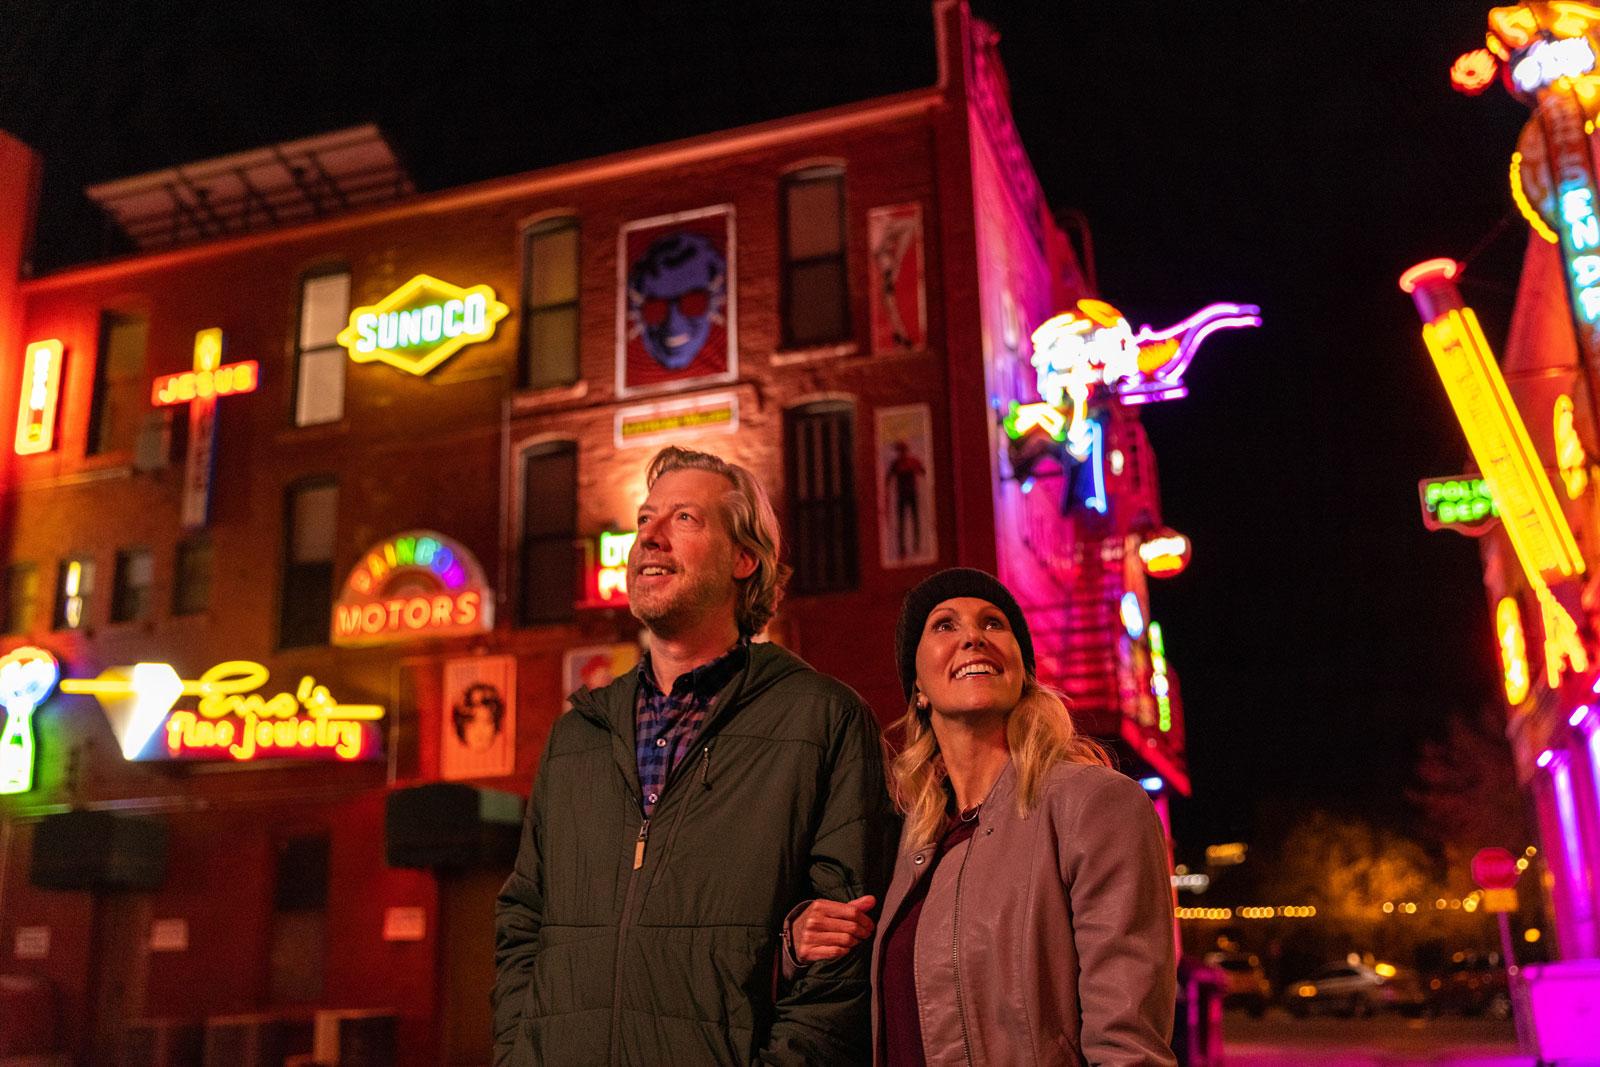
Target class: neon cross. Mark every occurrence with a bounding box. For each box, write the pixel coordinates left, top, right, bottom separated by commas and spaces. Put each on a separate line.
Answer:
152, 328, 258, 530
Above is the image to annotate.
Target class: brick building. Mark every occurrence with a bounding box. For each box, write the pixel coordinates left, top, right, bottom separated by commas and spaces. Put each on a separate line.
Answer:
0, 3, 1201, 1062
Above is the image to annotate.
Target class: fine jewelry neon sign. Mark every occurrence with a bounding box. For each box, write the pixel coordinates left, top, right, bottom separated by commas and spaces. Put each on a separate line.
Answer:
337, 274, 509, 376
0, 647, 59, 795
14, 341, 63, 456
332, 531, 492, 647
60, 660, 383, 762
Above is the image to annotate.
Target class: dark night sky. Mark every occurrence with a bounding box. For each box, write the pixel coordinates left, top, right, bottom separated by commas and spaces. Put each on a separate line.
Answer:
0, 1, 1538, 850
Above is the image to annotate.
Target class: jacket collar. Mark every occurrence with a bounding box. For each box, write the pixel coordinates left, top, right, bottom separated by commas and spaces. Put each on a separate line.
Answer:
567, 641, 811, 804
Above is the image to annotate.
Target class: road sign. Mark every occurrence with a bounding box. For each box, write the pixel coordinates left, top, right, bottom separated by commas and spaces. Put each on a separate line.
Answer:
1484, 887, 1519, 913
1473, 846, 1520, 889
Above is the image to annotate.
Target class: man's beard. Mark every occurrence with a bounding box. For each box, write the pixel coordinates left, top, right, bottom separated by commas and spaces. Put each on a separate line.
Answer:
629, 561, 734, 637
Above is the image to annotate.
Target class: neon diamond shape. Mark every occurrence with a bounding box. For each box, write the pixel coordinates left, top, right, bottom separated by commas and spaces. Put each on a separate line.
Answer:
337, 273, 510, 376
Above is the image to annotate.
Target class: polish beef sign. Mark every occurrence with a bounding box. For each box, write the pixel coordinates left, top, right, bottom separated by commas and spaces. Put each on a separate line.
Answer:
332, 531, 492, 647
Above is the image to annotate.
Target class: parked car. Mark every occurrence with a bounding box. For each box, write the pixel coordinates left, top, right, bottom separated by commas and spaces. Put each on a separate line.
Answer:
1285, 961, 1426, 1018
1204, 951, 1271, 1016
1427, 952, 1512, 1019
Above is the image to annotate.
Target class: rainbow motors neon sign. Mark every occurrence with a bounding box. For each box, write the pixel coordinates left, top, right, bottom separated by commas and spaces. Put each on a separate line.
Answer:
337, 274, 509, 376
332, 531, 492, 647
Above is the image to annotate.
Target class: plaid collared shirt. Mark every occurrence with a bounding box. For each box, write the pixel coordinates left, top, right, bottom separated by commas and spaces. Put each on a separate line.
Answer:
635, 641, 747, 818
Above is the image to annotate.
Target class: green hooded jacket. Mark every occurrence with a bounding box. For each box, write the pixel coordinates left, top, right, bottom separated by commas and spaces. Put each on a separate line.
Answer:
493, 642, 898, 1065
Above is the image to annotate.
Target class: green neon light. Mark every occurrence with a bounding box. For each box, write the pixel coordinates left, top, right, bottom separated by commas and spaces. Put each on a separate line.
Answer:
1421, 476, 1498, 527
0, 648, 59, 796
1148, 621, 1172, 734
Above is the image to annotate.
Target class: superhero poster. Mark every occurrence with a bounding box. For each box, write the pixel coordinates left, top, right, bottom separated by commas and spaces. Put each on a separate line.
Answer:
616, 205, 737, 396
868, 203, 927, 355
876, 403, 938, 569
441, 655, 516, 781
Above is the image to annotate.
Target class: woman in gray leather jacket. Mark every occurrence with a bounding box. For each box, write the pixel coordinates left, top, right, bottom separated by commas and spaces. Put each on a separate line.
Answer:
793, 567, 1177, 1066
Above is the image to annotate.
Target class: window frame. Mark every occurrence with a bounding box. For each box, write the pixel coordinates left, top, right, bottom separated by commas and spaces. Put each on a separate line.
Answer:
172, 534, 214, 618
51, 555, 96, 632
779, 165, 850, 350
86, 310, 149, 456
4, 562, 39, 635
291, 266, 351, 428
110, 546, 154, 624
785, 399, 860, 594
517, 439, 579, 626
278, 476, 339, 649
518, 215, 582, 391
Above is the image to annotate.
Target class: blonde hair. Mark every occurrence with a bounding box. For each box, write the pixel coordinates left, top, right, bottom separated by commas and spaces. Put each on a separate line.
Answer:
889, 678, 1111, 849
646, 446, 791, 636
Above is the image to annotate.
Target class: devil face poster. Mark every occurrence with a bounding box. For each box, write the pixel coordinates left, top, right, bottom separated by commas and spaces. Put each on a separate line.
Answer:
617, 205, 737, 396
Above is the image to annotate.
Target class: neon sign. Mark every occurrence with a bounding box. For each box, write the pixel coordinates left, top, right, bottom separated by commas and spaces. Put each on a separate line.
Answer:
332, 531, 492, 647
1148, 621, 1173, 734
1406, 259, 1591, 690
1139, 531, 1192, 577
1403, 261, 1584, 585
0, 647, 59, 795
152, 328, 256, 530
1451, 48, 1499, 94
1512, 36, 1597, 94
14, 341, 63, 456
60, 660, 383, 762
336, 274, 509, 376
1018, 299, 1259, 459
1418, 476, 1500, 535
593, 531, 637, 603
1497, 597, 1532, 706
1120, 592, 1146, 640
1554, 394, 1590, 497
150, 330, 258, 406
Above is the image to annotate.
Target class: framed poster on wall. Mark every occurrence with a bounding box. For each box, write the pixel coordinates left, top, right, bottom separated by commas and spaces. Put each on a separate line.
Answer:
617, 205, 736, 397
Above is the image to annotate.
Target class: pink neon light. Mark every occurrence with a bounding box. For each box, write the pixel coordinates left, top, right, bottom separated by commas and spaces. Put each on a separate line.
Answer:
1121, 303, 1262, 402
1550, 759, 1586, 907
1571, 705, 1592, 727
1539, 749, 1556, 768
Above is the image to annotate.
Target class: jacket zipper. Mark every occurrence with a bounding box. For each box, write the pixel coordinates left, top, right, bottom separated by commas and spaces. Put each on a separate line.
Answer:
950, 830, 977, 1067
609, 738, 712, 1061
610, 808, 648, 1064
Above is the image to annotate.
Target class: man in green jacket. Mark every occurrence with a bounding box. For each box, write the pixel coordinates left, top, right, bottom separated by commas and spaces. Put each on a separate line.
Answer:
494, 445, 896, 1065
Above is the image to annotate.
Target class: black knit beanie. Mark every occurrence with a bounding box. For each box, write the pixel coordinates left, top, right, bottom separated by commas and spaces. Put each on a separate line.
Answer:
894, 567, 1036, 701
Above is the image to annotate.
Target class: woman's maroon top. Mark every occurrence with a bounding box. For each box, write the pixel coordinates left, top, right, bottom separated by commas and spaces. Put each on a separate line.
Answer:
880, 808, 980, 1067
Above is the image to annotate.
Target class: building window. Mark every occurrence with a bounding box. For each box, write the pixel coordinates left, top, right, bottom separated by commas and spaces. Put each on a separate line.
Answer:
173, 536, 213, 617
279, 479, 338, 648
269, 834, 329, 1003
5, 563, 38, 635
110, 547, 153, 624
87, 312, 149, 455
52, 557, 95, 631
781, 167, 849, 348
519, 441, 577, 625
294, 270, 350, 427
785, 401, 858, 593
520, 217, 580, 390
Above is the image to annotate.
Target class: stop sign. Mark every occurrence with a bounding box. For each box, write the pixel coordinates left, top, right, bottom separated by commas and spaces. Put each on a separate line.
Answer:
1472, 847, 1520, 890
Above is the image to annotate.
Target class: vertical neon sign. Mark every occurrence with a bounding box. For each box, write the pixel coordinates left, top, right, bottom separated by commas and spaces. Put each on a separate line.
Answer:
1539, 85, 1600, 357
0, 647, 59, 795
13, 341, 63, 456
